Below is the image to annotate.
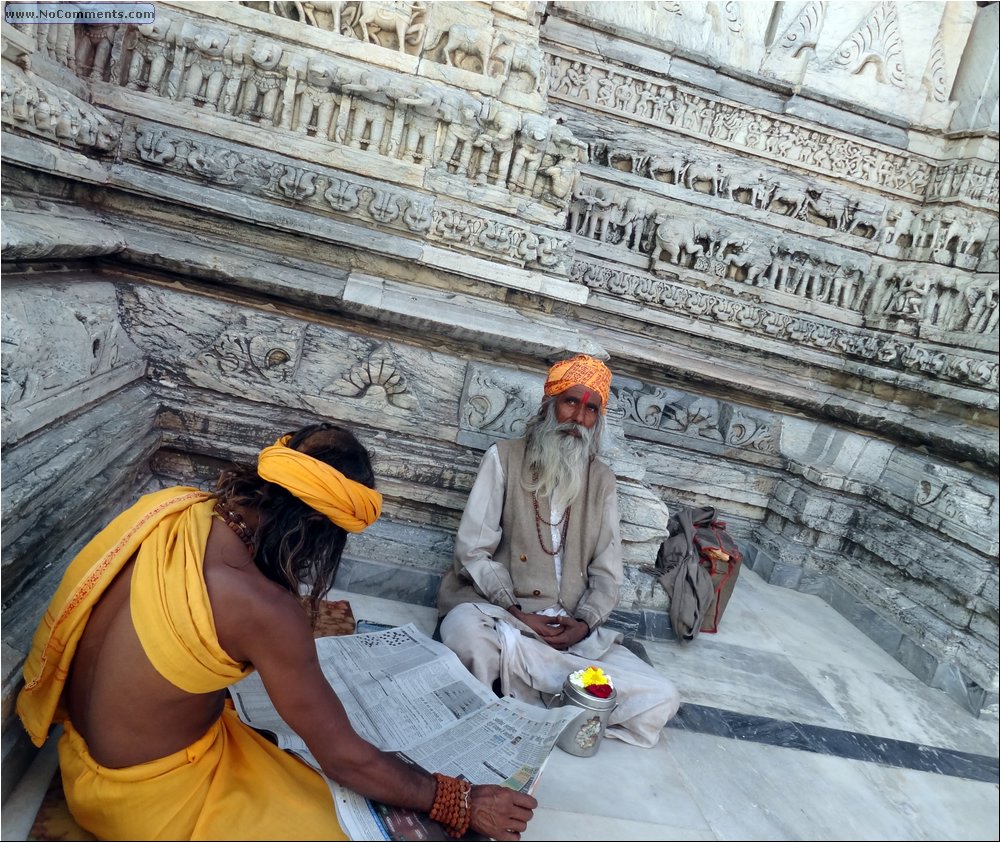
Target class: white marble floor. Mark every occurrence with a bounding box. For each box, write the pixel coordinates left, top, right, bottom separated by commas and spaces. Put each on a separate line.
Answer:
522, 569, 999, 842
337, 575, 999, 841
3, 572, 997, 841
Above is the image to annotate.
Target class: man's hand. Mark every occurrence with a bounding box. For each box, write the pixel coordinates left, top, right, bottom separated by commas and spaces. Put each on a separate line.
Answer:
468, 784, 537, 841
508, 608, 589, 651
540, 614, 589, 650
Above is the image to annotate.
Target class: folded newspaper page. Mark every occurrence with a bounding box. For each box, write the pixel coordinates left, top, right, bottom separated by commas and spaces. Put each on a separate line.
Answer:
230, 623, 579, 841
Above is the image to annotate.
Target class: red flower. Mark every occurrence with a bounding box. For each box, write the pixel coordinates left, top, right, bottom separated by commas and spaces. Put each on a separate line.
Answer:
585, 683, 613, 699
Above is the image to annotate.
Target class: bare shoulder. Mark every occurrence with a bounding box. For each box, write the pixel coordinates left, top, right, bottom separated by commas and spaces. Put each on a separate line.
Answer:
202, 520, 311, 665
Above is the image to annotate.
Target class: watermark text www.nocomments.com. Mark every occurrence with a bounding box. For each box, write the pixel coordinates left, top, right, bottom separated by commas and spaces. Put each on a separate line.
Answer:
4, 2, 155, 24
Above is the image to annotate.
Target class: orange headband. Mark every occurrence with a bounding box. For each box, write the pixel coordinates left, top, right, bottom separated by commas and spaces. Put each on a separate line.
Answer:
257, 435, 382, 533
543, 354, 612, 413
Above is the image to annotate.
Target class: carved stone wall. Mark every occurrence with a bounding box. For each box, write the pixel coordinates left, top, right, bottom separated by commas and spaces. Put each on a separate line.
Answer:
2, 0, 997, 800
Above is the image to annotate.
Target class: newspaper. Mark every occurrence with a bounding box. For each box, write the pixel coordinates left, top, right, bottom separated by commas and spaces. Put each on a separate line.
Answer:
230, 623, 579, 841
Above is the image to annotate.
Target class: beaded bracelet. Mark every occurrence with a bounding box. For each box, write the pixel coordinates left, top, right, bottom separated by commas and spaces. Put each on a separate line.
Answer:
429, 772, 472, 838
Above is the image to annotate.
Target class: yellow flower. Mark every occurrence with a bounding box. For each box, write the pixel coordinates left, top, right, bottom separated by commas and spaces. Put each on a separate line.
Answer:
581, 666, 609, 687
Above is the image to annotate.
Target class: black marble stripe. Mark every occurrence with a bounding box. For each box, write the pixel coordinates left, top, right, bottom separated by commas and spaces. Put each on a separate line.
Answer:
667, 702, 1000, 784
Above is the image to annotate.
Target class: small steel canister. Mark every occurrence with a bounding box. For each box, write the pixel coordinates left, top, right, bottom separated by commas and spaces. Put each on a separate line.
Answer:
552, 677, 618, 757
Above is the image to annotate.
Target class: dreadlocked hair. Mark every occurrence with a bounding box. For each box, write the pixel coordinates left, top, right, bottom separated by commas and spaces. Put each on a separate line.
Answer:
213, 422, 377, 626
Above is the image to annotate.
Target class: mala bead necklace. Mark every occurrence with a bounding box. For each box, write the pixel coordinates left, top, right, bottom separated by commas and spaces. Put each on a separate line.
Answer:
531, 490, 571, 557
429, 772, 472, 838
213, 501, 255, 555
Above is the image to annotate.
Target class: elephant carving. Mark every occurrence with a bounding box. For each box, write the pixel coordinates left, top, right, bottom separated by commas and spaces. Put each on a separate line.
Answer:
651, 213, 712, 266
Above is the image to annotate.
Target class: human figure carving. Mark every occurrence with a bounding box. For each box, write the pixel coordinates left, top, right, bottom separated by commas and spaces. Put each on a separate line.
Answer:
75, 24, 115, 81
294, 59, 338, 138
536, 124, 585, 207
963, 277, 999, 333
889, 273, 931, 320
181, 28, 230, 111
238, 41, 285, 125
556, 59, 587, 96
125, 18, 172, 94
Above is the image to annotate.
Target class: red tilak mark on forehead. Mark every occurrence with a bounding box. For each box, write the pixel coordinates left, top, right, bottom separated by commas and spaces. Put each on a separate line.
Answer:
580, 390, 593, 407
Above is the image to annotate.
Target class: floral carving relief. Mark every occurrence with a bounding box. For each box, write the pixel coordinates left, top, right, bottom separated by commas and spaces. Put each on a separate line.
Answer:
323, 342, 419, 411
460, 368, 533, 439
615, 384, 778, 454
826, 1, 906, 89
197, 320, 304, 384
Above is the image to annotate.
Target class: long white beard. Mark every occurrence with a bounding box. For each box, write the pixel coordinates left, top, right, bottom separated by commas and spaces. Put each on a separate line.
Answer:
524, 410, 597, 509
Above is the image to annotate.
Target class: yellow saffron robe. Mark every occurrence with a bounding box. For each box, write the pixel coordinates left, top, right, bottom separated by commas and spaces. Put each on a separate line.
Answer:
16, 488, 347, 841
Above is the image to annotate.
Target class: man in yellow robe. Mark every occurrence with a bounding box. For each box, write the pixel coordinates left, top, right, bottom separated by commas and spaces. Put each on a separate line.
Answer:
18, 422, 536, 841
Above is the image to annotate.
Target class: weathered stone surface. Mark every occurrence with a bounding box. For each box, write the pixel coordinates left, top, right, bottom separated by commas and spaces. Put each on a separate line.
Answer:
1, 278, 146, 443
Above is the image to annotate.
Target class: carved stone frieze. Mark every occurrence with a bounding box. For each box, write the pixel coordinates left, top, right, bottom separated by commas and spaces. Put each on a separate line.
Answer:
17, 11, 584, 212
594, 142, 894, 244
571, 259, 998, 392
925, 158, 1000, 209
587, 148, 998, 274
547, 49, 934, 199
616, 383, 779, 454
124, 123, 571, 273
0, 62, 121, 152
240, 0, 549, 97
429, 205, 572, 273
242, 1, 430, 55
565, 178, 999, 340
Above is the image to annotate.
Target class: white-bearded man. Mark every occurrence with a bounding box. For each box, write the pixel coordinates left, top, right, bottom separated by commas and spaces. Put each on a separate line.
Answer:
437, 355, 681, 748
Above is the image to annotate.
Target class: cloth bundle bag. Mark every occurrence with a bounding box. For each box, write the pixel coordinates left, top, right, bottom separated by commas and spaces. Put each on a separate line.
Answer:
645, 506, 743, 641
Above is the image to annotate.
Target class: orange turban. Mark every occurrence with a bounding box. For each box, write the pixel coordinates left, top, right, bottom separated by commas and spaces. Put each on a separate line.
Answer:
257, 436, 382, 533
543, 354, 612, 413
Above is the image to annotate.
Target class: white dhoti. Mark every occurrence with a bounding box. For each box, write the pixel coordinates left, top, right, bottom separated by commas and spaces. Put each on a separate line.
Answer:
440, 602, 680, 748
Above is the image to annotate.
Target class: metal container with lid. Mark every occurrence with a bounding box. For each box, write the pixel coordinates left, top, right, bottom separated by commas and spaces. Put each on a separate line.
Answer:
552, 676, 618, 757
